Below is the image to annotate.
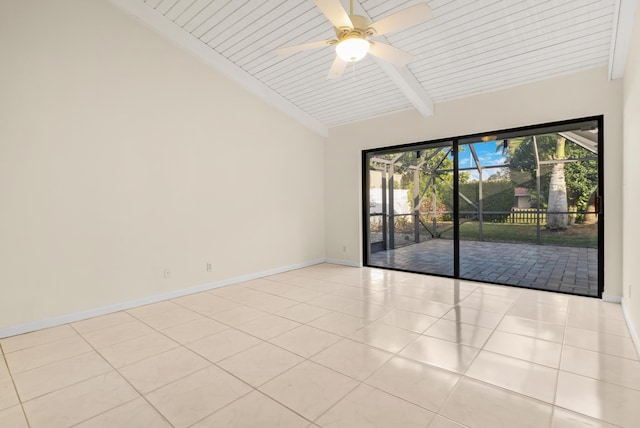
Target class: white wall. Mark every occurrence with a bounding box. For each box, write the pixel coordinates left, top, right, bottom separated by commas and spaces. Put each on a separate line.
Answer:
325, 67, 623, 298
622, 3, 640, 347
0, 0, 325, 333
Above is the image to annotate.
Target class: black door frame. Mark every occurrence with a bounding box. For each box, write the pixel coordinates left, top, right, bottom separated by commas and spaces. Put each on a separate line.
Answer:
361, 115, 604, 298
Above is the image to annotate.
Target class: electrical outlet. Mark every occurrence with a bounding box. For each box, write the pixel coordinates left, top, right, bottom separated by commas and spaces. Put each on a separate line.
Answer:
163, 268, 170, 279
206, 262, 212, 272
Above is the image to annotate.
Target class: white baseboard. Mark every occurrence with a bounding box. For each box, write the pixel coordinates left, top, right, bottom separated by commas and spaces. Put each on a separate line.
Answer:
324, 258, 363, 268
0, 258, 326, 339
602, 293, 622, 303
621, 298, 640, 359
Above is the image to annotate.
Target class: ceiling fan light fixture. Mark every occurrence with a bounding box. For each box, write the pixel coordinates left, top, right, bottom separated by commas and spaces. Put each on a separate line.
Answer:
335, 36, 370, 62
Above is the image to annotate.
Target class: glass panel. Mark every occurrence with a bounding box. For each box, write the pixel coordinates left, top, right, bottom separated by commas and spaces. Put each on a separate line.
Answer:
366, 143, 454, 276
457, 124, 599, 296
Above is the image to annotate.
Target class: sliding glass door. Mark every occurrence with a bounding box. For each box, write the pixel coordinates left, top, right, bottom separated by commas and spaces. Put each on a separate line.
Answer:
363, 117, 602, 297
366, 141, 454, 276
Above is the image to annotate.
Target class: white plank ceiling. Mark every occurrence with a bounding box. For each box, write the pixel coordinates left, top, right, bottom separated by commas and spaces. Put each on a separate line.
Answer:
136, 0, 616, 129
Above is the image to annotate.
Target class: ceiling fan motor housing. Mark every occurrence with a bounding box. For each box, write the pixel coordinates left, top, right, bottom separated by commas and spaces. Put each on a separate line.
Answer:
335, 15, 371, 38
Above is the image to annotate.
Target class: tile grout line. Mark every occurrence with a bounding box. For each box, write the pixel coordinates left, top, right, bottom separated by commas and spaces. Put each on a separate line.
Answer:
86, 311, 261, 427
0, 326, 78, 355
187, 350, 317, 427
2, 335, 101, 378
101, 300, 335, 426
66, 322, 177, 428
551, 297, 572, 425
0, 341, 32, 428
207, 287, 410, 423
304, 381, 362, 425
5, 336, 118, 403
187, 287, 414, 425
153, 313, 359, 427
465, 294, 633, 427
308, 282, 484, 424
426, 286, 519, 424
300, 268, 624, 424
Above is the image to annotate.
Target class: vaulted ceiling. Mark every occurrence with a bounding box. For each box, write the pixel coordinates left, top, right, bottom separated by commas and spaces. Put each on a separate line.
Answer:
113, 0, 630, 136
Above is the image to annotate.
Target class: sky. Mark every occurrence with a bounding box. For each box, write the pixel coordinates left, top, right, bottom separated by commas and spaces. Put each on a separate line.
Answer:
455, 140, 509, 181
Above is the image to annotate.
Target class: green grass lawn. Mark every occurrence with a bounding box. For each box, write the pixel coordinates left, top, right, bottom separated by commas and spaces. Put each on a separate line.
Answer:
437, 222, 598, 248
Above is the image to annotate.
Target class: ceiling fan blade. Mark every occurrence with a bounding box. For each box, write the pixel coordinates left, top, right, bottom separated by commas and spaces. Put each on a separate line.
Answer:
368, 41, 413, 66
315, 0, 353, 29
327, 55, 348, 79
274, 39, 333, 55
368, 3, 432, 36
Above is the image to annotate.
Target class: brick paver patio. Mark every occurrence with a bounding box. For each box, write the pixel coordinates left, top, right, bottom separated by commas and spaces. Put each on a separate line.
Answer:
369, 239, 598, 296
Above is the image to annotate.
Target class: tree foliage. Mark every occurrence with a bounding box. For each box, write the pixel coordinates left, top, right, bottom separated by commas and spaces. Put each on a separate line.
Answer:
503, 134, 598, 221
564, 144, 598, 214
369, 136, 597, 227
398, 148, 457, 213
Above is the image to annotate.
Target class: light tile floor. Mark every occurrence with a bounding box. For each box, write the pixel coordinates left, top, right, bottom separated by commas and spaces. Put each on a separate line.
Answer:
1, 263, 639, 428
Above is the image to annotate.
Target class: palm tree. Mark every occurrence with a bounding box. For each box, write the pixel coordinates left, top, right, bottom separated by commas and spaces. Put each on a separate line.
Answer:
546, 136, 568, 230
501, 135, 569, 230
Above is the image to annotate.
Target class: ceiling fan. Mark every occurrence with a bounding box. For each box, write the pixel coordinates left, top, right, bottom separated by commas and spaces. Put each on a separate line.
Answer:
275, 0, 432, 79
